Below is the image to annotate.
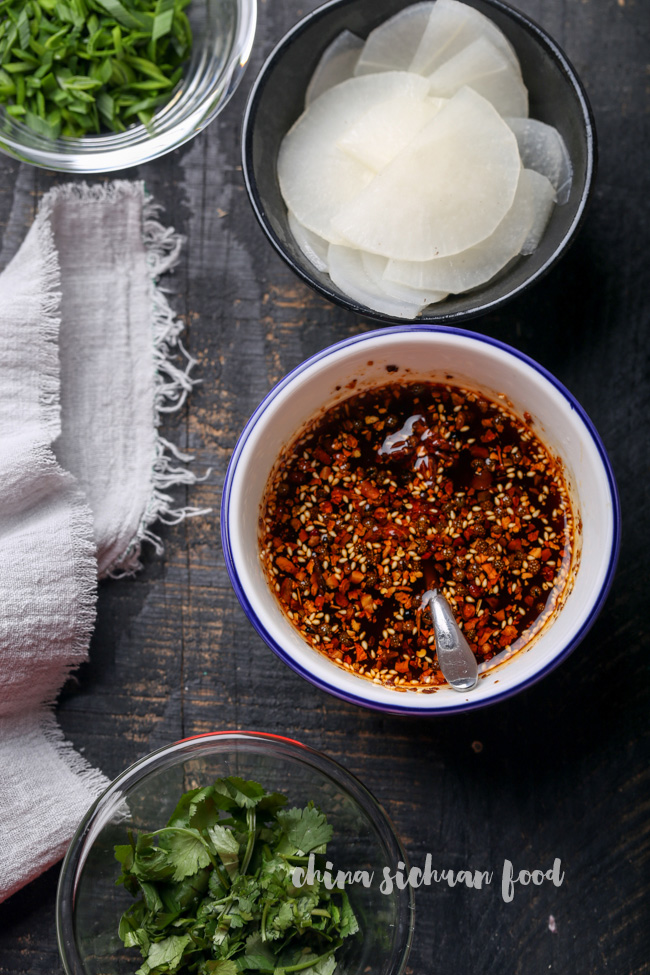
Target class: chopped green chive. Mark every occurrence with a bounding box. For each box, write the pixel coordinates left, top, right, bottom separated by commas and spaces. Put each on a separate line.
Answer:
0, 0, 192, 137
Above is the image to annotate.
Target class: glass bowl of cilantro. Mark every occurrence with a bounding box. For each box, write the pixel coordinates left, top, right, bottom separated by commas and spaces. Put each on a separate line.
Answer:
0, 0, 256, 172
56, 731, 414, 975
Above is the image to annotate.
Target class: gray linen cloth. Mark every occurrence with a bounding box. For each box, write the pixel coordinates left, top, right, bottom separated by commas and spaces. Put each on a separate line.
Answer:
0, 181, 204, 902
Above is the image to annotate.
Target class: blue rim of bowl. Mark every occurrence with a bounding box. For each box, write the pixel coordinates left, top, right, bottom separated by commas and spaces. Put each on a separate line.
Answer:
0, 0, 257, 172
56, 730, 415, 975
221, 325, 621, 716
241, 0, 597, 325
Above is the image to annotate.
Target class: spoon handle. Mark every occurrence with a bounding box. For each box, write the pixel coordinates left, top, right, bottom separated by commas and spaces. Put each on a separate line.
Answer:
422, 589, 479, 692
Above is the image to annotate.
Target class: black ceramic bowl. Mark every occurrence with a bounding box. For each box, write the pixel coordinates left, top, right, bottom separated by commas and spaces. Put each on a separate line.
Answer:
242, 0, 596, 325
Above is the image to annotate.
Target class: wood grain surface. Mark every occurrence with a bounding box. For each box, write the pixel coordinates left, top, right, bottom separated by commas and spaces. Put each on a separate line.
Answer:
0, 1, 648, 973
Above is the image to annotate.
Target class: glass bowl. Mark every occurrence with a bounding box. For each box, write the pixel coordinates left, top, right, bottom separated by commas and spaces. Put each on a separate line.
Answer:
0, 0, 256, 173
56, 731, 414, 975
242, 0, 596, 325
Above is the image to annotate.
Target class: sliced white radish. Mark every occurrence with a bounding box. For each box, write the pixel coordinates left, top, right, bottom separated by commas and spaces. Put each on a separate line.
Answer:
519, 168, 556, 254
361, 250, 448, 305
410, 0, 520, 77
337, 94, 446, 172
330, 87, 521, 261
278, 5, 565, 313
328, 243, 425, 318
278, 72, 430, 243
305, 30, 364, 106
384, 167, 553, 293
428, 37, 528, 117
354, 2, 435, 76
505, 116, 572, 203
288, 210, 330, 272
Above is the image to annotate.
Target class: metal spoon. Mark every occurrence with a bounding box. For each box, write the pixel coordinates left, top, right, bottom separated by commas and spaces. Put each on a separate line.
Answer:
421, 589, 479, 692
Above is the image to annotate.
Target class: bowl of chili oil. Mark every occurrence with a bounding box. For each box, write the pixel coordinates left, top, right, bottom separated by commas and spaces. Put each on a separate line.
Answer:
221, 326, 620, 715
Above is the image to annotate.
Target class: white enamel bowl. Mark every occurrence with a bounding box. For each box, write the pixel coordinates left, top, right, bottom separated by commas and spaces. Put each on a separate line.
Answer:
221, 327, 620, 715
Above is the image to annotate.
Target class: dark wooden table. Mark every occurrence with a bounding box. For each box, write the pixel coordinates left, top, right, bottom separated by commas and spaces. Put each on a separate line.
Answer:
0, 0, 648, 972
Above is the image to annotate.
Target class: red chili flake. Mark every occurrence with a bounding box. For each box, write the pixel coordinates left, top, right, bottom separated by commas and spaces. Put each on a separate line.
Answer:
313, 446, 331, 465
276, 555, 296, 574
359, 480, 381, 501
280, 578, 294, 604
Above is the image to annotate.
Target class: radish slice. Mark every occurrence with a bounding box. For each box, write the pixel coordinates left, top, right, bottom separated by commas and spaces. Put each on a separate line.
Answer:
429, 37, 528, 117
305, 30, 364, 106
384, 168, 552, 293
410, 0, 520, 76
330, 87, 521, 261
354, 2, 435, 75
505, 117, 573, 203
337, 94, 446, 171
519, 168, 556, 254
328, 243, 425, 318
278, 72, 430, 242
288, 210, 330, 272
361, 250, 448, 305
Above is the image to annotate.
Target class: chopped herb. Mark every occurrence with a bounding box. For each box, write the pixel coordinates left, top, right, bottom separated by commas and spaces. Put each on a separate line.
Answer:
115, 776, 359, 975
0, 0, 192, 137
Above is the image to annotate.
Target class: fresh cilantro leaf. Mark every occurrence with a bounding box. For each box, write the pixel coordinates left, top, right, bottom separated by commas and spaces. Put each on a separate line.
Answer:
118, 902, 149, 949
202, 962, 238, 974
302, 954, 338, 975
140, 881, 164, 914
158, 827, 213, 881
257, 792, 289, 816
338, 891, 359, 939
258, 855, 294, 892
229, 874, 260, 915
114, 842, 135, 872
218, 777, 267, 809
225, 912, 245, 929
276, 805, 333, 856
208, 868, 228, 899
294, 892, 321, 924
131, 838, 175, 883
267, 899, 294, 938
135, 933, 191, 975
167, 786, 218, 829
189, 793, 226, 832
159, 867, 211, 916
240, 932, 277, 971
206, 823, 240, 877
